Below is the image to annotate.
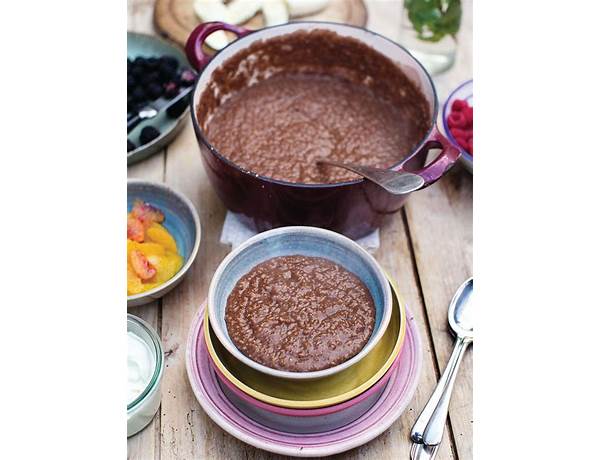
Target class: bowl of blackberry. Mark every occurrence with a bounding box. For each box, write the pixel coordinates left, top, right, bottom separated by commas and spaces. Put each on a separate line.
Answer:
127, 32, 196, 165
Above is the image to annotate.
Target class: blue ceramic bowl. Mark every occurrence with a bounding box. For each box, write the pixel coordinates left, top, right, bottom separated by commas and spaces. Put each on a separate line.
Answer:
208, 226, 393, 380
128, 179, 201, 307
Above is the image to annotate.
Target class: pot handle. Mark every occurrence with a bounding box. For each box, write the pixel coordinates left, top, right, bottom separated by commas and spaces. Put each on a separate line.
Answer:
185, 22, 252, 71
399, 126, 462, 188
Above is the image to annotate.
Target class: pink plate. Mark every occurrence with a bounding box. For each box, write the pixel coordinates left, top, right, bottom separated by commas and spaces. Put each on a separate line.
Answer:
185, 303, 422, 457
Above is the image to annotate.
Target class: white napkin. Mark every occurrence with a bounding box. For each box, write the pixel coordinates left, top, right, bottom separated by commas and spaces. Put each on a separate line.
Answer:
220, 211, 380, 253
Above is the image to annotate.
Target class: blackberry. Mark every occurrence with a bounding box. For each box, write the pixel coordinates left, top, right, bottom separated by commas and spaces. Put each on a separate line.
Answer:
130, 66, 144, 80
139, 126, 161, 145
179, 69, 196, 87
147, 82, 163, 100
160, 56, 179, 70
163, 81, 179, 99
158, 62, 176, 82
127, 139, 136, 152
167, 96, 188, 118
131, 86, 147, 103
133, 56, 147, 68
140, 71, 160, 86
146, 57, 160, 69
127, 96, 136, 113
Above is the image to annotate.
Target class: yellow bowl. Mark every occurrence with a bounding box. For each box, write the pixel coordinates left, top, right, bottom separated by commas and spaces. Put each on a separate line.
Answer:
204, 279, 406, 409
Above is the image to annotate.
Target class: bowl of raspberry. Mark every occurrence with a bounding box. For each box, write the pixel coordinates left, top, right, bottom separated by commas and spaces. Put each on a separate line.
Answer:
443, 79, 473, 173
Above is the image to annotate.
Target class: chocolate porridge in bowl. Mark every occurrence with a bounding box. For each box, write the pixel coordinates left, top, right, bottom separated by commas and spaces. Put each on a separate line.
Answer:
225, 255, 376, 372
197, 30, 431, 184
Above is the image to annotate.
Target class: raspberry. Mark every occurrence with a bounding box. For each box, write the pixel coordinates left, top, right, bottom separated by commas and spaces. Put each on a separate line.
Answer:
448, 112, 467, 129
456, 136, 470, 151
450, 128, 469, 140
452, 99, 467, 111
463, 106, 473, 125
447, 97, 473, 155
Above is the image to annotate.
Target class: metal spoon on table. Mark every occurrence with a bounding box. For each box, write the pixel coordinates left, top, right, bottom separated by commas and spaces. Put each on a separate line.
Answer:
411, 278, 474, 447
316, 159, 424, 195
411, 441, 440, 460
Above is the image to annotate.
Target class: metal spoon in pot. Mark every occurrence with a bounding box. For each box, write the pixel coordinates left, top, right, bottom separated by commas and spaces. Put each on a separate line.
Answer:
316, 159, 425, 195
411, 277, 474, 446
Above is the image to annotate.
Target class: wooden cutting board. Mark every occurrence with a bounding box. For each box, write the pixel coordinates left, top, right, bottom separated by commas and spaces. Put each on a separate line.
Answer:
154, 0, 368, 48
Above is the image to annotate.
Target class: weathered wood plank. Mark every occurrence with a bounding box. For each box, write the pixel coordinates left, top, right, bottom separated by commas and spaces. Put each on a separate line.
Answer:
127, 4, 166, 456
320, 213, 457, 460
368, 0, 473, 458
404, 168, 473, 460
159, 119, 231, 460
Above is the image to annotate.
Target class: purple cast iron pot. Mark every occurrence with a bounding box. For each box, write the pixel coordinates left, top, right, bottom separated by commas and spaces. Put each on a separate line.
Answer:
186, 21, 460, 239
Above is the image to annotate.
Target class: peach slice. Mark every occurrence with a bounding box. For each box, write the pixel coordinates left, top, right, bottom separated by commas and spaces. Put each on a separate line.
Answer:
127, 265, 144, 295
130, 241, 166, 258
127, 215, 145, 242
131, 200, 164, 227
130, 249, 156, 280
146, 223, 178, 253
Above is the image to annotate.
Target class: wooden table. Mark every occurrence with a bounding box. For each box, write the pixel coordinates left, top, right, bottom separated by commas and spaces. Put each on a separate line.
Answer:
127, 1, 472, 458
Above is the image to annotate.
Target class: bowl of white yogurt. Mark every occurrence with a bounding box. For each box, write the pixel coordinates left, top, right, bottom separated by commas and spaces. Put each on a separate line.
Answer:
127, 314, 164, 437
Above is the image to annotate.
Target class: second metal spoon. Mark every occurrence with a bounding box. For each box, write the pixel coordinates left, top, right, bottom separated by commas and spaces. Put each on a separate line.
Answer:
411, 277, 474, 446
316, 159, 425, 195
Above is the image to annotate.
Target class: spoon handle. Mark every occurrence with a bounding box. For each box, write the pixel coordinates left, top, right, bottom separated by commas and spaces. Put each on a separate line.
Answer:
317, 160, 424, 195
411, 336, 471, 444
411, 442, 440, 460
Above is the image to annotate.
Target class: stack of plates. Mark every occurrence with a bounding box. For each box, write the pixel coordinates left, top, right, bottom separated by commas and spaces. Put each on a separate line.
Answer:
185, 290, 422, 456
185, 227, 423, 456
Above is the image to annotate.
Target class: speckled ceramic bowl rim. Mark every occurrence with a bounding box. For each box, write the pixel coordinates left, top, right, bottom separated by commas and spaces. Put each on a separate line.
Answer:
203, 278, 406, 409
127, 179, 201, 304
207, 226, 393, 380
442, 79, 473, 167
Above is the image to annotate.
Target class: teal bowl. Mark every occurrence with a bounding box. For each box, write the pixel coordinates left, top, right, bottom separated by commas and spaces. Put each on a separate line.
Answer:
127, 179, 201, 307
207, 226, 393, 380
127, 32, 191, 166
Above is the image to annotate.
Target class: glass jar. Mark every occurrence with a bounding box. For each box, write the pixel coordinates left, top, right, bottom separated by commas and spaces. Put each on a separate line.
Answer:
127, 314, 164, 437
400, 0, 462, 75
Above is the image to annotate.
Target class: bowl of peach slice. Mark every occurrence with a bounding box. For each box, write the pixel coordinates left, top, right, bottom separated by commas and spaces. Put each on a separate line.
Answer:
127, 179, 201, 307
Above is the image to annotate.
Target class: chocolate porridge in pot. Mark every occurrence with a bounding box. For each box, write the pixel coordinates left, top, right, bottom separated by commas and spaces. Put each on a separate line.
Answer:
198, 30, 431, 184
225, 255, 376, 372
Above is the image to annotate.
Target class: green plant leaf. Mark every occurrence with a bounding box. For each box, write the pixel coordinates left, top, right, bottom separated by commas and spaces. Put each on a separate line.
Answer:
405, 0, 462, 43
